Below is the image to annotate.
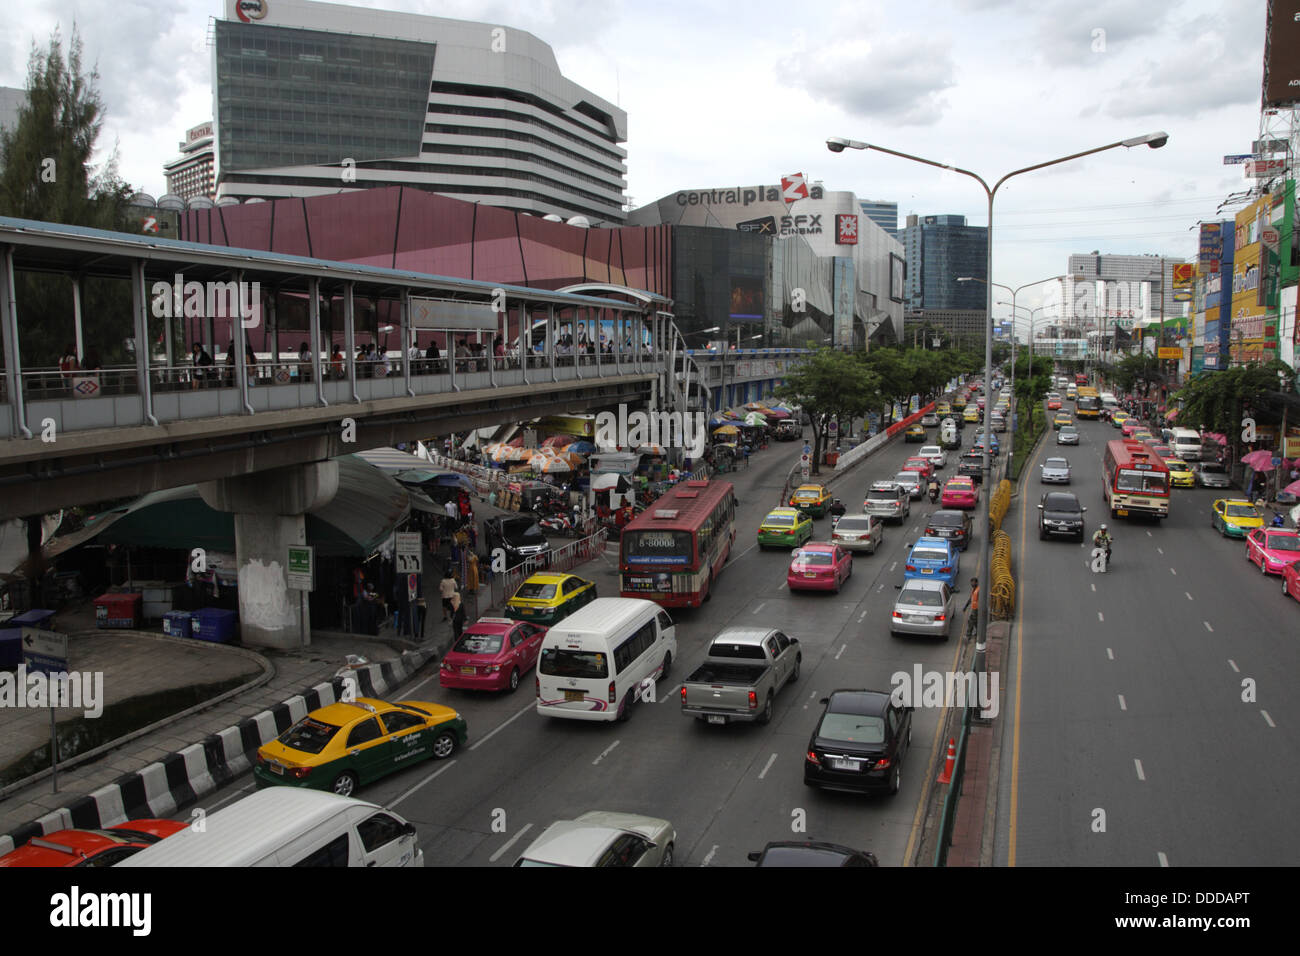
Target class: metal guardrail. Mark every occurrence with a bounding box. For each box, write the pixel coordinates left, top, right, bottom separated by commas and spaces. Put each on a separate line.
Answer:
933, 705, 972, 867
990, 528, 1014, 619
485, 526, 609, 610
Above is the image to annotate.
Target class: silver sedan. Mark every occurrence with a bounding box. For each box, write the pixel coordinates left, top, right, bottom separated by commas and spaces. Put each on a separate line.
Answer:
1040, 456, 1072, 483
891, 579, 956, 639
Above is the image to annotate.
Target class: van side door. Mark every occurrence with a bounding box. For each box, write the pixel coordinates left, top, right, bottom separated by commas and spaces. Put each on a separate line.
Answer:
356, 811, 418, 867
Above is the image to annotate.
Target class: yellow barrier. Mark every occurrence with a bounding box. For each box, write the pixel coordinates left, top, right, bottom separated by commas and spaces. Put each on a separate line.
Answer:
989, 479, 1011, 532
990, 528, 1014, 619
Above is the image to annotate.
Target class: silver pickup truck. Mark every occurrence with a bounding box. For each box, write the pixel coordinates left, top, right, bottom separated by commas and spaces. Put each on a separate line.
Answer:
680, 627, 801, 725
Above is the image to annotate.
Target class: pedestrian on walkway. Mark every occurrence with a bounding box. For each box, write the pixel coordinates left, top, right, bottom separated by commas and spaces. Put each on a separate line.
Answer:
963, 577, 980, 640
439, 569, 458, 621
450, 590, 466, 642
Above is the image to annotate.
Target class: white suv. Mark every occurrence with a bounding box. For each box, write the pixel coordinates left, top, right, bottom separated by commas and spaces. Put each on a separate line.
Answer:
919, 445, 948, 469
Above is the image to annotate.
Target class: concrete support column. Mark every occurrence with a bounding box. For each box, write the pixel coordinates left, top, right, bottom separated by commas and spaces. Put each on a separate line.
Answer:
198, 461, 339, 649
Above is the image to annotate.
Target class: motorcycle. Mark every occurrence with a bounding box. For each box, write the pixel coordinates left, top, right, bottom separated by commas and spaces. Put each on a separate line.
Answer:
928, 483, 941, 504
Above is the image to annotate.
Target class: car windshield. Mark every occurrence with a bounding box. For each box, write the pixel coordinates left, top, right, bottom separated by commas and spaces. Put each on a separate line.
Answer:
764, 514, 795, 527
930, 512, 962, 526
920, 447, 941, 455
539, 648, 608, 678
836, 517, 872, 531
818, 713, 885, 744
454, 632, 504, 655
1225, 504, 1258, 518
515, 582, 558, 600
501, 520, 546, 544
1200, 463, 1225, 474
912, 549, 948, 563
896, 473, 919, 484
622, 530, 693, 564
1267, 535, 1300, 551
1117, 470, 1167, 494
1044, 495, 1079, 512
899, 589, 944, 607
1045, 459, 1068, 469
795, 551, 834, 565
278, 717, 339, 755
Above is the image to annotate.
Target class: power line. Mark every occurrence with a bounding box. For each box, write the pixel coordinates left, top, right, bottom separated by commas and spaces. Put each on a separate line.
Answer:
994, 195, 1230, 216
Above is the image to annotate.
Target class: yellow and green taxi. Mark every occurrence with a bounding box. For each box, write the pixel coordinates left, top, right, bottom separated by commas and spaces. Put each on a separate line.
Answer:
1131, 430, 1154, 443
1052, 412, 1073, 430
936, 401, 952, 416
789, 483, 832, 517
505, 572, 597, 624
1211, 499, 1264, 538
758, 507, 814, 548
905, 424, 927, 442
1110, 411, 1130, 429
255, 697, 467, 796
1165, 458, 1195, 487
963, 406, 980, 423
950, 399, 967, 415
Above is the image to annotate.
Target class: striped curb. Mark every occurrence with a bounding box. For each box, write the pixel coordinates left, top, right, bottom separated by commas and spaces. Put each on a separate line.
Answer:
0, 646, 435, 857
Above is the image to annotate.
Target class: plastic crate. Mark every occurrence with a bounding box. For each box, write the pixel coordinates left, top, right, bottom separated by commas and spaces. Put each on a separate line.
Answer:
93, 593, 141, 628
162, 610, 192, 639
190, 608, 238, 644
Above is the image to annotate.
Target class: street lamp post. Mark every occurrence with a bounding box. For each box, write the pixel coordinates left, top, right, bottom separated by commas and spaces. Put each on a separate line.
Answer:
828, 131, 1168, 695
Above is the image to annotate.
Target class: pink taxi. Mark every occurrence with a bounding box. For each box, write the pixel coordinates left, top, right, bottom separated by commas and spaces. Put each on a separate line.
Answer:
440, 617, 548, 693
787, 542, 853, 593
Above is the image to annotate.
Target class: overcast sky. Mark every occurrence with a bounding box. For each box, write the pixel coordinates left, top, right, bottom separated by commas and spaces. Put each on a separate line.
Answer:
1, 0, 1277, 319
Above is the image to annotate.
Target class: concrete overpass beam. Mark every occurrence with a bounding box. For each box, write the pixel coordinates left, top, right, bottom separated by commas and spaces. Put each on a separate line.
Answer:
197, 460, 339, 649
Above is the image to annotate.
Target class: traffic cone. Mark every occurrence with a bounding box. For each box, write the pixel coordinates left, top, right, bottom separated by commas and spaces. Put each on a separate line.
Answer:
937, 738, 956, 785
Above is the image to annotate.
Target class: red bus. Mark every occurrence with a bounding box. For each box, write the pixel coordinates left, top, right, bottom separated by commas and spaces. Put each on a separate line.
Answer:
619, 478, 736, 607
1103, 439, 1170, 520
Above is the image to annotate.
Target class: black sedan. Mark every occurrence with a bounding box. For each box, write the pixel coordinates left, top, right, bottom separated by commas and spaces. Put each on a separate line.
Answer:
1038, 491, 1086, 541
957, 452, 984, 483
804, 690, 912, 795
747, 842, 879, 867
484, 516, 553, 568
925, 509, 973, 550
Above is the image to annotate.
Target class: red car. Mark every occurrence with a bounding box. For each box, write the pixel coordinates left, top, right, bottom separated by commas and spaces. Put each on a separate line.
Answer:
439, 617, 548, 692
1245, 528, 1300, 576
903, 457, 934, 482
787, 543, 853, 593
0, 820, 187, 867
1121, 421, 1141, 437
1047, 398, 1062, 411
1283, 561, 1300, 604
941, 477, 978, 509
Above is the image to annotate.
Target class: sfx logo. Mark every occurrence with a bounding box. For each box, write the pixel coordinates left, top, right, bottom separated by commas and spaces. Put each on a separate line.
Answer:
236, 0, 269, 23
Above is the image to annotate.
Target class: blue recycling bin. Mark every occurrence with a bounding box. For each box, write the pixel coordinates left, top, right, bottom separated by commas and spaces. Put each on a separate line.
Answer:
190, 608, 238, 644
162, 610, 192, 639
10, 609, 56, 629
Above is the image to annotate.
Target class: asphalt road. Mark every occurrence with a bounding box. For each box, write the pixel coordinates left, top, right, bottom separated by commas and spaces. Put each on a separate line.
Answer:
997, 412, 1300, 866
192, 416, 984, 866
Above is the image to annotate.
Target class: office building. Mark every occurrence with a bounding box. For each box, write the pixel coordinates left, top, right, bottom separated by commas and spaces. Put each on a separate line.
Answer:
211, 0, 628, 223
859, 199, 898, 239
900, 214, 987, 310
163, 121, 217, 201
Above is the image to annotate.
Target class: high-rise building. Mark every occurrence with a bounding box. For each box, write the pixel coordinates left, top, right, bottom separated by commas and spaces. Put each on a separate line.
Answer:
0, 86, 26, 136
211, 0, 628, 223
163, 122, 216, 201
900, 214, 988, 310
1061, 253, 1189, 335
859, 199, 898, 239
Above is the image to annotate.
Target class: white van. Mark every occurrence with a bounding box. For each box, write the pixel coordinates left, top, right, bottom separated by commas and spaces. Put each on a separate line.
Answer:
1169, 427, 1202, 460
536, 598, 677, 722
117, 788, 423, 867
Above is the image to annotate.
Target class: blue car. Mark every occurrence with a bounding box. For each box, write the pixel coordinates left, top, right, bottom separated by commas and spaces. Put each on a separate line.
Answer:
972, 432, 1000, 456
903, 537, 961, 589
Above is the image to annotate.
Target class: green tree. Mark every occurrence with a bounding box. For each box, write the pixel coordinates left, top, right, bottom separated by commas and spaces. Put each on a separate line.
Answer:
0, 27, 138, 367
1173, 360, 1292, 465
775, 349, 881, 475
1109, 353, 1164, 395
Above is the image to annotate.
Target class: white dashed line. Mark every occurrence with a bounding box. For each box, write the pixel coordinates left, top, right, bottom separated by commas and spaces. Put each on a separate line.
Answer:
592, 740, 621, 765
1228, 660, 1239, 673
805, 690, 818, 710
701, 845, 719, 867
889, 562, 898, 572
1098, 611, 1104, 622
1135, 759, 1146, 781
1262, 711, 1276, 728
753, 602, 766, 615
758, 753, 779, 779
1118, 695, 1127, 711
1186, 592, 1193, 601
662, 684, 681, 703
488, 823, 533, 863
1205, 621, 1214, 633
390, 759, 458, 809
1091, 582, 1096, 592
1146, 531, 1152, 537
858, 610, 868, 622
1156, 547, 1163, 555
1106, 648, 1114, 660
470, 701, 536, 751
1158, 851, 1169, 867
1170, 567, 1177, 576
835, 643, 847, 660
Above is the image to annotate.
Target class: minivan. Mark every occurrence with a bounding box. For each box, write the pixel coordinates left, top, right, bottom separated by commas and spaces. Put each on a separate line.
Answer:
116, 788, 423, 867
536, 598, 677, 722
1169, 427, 1202, 461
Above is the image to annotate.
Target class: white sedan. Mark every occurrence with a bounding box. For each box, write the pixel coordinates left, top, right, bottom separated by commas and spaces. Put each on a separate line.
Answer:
919, 445, 948, 469
514, 811, 675, 867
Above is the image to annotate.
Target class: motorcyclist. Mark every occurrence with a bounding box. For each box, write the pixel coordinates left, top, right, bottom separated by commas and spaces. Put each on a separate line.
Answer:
928, 477, 941, 503
1092, 524, 1113, 567
828, 497, 846, 526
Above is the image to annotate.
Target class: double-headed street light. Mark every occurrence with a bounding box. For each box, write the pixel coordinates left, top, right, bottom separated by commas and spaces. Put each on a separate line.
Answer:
827, 131, 1169, 695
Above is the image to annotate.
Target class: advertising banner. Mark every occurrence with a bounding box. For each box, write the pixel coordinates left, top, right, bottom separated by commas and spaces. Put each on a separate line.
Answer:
1198, 222, 1223, 272
1264, 2, 1300, 107
835, 214, 859, 245
1157, 347, 1182, 359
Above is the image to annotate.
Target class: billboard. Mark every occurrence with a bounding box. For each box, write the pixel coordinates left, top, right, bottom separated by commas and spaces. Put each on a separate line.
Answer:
729, 276, 764, 321
1263, 1, 1300, 107
835, 214, 859, 245
1198, 222, 1223, 273
889, 253, 905, 303
1173, 263, 1195, 302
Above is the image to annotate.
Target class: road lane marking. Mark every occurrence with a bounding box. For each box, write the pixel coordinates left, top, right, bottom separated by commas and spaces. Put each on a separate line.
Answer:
858, 610, 868, 622
1117, 695, 1127, 711
1158, 852, 1169, 867
889, 561, 897, 572
662, 683, 681, 703
877, 584, 885, 592
1186, 592, 1193, 601
206, 783, 254, 812
1146, 531, 1152, 537
1156, 547, 1163, 555
805, 690, 817, 710
1106, 648, 1114, 660
1098, 611, 1104, 622
753, 602, 766, 615
701, 844, 718, 867
1135, 759, 1145, 781
1228, 660, 1239, 672
488, 823, 533, 863
730, 543, 758, 562
835, 643, 847, 659
1204, 621, 1214, 633
1091, 582, 1096, 592
592, 740, 621, 765
758, 753, 778, 779
1170, 567, 1176, 575
390, 758, 458, 809
403, 674, 439, 698
1262, 711, 1276, 728
470, 701, 537, 751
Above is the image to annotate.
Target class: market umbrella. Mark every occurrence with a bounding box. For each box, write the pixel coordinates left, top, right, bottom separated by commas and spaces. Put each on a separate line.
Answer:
541, 435, 576, 448
537, 456, 572, 473
567, 440, 597, 455
1241, 449, 1277, 470
1283, 479, 1300, 497
712, 424, 739, 436
709, 415, 732, 427
591, 472, 630, 492
744, 412, 767, 426
763, 407, 791, 419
